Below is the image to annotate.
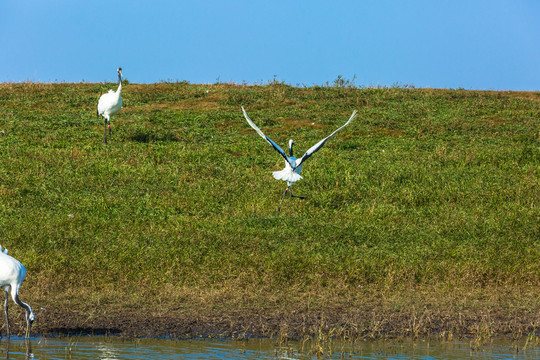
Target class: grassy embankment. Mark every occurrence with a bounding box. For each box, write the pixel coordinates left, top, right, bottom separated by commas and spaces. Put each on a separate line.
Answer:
0, 82, 538, 338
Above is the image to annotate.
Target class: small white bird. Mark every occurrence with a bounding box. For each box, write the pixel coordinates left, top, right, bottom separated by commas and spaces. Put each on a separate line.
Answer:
0, 246, 34, 338
242, 107, 358, 213
97, 67, 123, 143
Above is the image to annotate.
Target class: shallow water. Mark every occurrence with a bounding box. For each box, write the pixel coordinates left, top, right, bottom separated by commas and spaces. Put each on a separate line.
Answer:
3, 336, 539, 359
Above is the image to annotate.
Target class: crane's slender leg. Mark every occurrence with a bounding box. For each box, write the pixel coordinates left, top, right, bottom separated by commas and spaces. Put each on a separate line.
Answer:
25, 337, 32, 358
4, 290, 9, 338
277, 187, 289, 214
289, 188, 305, 199
103, 117, 108, 144
108, 120, 112, 141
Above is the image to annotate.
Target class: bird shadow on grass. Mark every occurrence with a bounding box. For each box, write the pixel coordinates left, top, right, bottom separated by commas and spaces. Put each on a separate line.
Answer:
129, 131, 183, 143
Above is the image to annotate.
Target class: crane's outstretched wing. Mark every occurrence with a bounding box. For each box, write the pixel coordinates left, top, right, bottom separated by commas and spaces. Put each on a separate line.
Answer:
242, 107, 295, 168
295, 110, 358, 169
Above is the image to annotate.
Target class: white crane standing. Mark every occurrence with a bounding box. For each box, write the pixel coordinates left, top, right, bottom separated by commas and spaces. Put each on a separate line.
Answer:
0, 246, 34, 338
242, 107, 358, 213
97, 67, 123, 144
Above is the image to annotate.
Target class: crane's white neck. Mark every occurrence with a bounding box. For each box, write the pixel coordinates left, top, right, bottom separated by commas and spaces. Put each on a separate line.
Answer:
14, 294, 34, 324
289, 139, 294, 157
116, 75, 122, 94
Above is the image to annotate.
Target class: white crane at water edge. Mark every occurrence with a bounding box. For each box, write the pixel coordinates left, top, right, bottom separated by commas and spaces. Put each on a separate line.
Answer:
241, 107, 358, 214
97, 67, 123, 144
0, 245, 34, 338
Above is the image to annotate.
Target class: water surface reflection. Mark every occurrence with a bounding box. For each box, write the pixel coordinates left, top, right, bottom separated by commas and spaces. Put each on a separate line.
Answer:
2, 336, 539, 359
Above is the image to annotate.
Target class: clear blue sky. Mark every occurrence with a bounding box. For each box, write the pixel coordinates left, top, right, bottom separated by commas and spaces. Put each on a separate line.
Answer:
2, 1, 539, 90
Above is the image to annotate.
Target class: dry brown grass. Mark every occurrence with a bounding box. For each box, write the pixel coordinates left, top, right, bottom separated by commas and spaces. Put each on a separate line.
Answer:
24, 282, 540, 339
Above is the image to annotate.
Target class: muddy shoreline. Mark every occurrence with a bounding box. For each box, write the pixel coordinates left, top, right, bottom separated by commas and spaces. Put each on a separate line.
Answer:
10, 284, 540, 340
19, 306, 538, 340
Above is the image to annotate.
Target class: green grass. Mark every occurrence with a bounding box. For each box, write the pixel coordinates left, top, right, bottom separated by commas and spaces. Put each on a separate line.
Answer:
0, 82, 538, 325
